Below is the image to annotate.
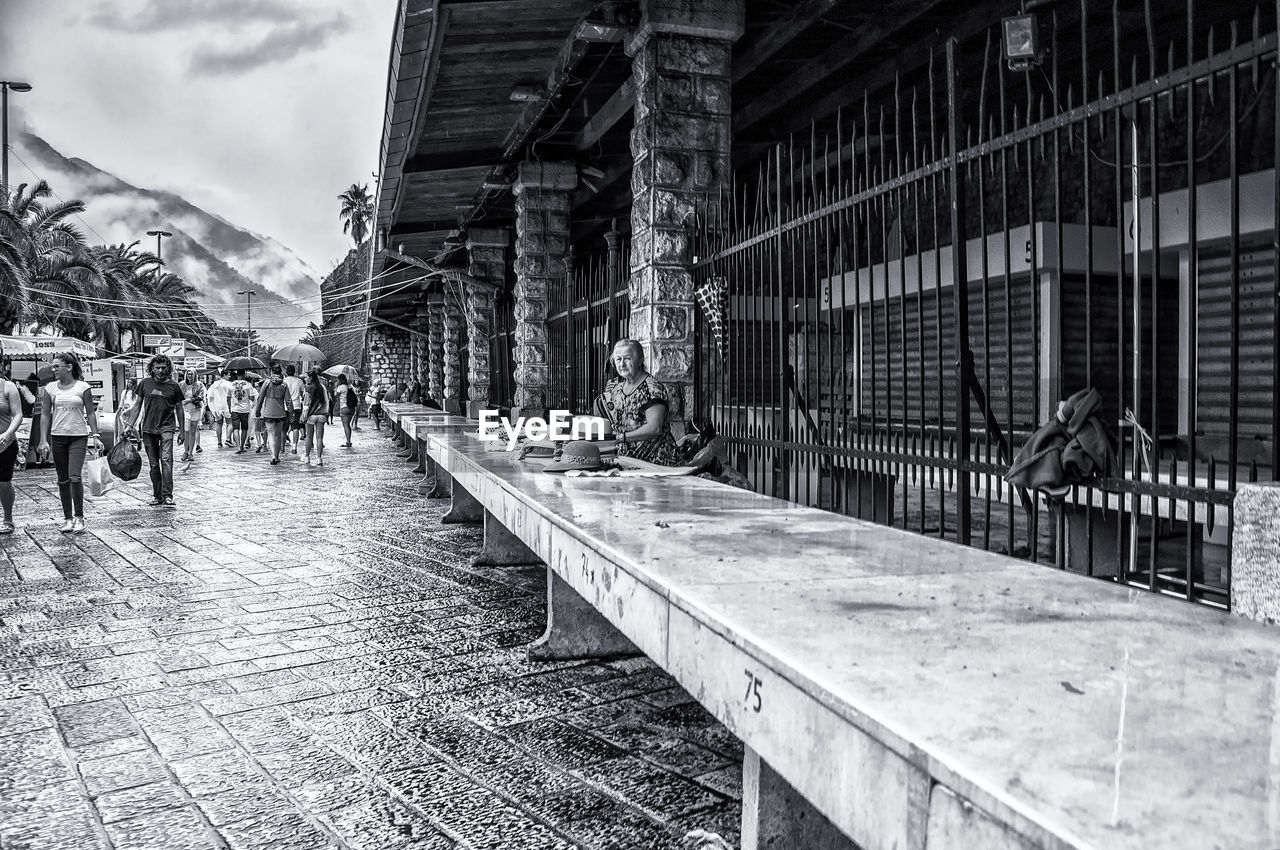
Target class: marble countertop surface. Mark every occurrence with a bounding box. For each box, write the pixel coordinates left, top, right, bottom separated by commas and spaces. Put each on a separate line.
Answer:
426, 433, 1280, 849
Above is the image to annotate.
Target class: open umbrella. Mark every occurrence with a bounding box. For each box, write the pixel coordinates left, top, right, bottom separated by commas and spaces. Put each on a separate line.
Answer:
322, 364, 358, 381
224, 356, 267, 372
272, 343, 326, 364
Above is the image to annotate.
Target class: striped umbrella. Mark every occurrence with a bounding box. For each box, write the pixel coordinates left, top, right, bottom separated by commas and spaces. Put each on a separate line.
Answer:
695, 275, 729, 360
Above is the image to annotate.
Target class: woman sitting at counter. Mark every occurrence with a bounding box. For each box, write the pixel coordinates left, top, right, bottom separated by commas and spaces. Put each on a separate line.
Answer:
595, 339, 681, 466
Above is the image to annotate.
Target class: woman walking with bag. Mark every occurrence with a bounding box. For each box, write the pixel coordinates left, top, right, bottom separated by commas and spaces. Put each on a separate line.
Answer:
37, 352, 102, 533
302, 370, 329, 466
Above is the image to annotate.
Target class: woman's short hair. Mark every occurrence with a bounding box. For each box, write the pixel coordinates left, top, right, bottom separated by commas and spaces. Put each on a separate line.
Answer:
148, 354, 173, 377
611, 339, 644, 368
56, 352, 84, 381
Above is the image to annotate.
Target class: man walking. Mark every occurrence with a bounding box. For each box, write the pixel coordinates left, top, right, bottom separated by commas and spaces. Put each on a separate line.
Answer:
207, 370, 233, 447
229, 371, 256, 453
283, 365, 306, 454
123, 354, 185, 508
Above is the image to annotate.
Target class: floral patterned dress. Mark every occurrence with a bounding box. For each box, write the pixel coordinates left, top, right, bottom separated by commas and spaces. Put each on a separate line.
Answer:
599, 375, 681, 465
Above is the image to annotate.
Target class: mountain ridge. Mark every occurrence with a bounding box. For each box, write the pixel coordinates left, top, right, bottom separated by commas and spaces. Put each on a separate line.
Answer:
13, 131, 322, 348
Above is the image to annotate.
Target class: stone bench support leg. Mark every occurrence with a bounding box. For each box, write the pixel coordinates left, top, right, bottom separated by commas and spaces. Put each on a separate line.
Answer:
441, 482, 482, 524
741, 747, 858, 850
417, 455, 437, 496
527, 570, 639, 662
413, 439, 427, 473
403, 439, 419, 463
471, 510, 540, 567
425, 465, 452, 500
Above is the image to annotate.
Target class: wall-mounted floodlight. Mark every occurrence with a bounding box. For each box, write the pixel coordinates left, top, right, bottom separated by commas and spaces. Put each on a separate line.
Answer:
1002, 13, 1041, 71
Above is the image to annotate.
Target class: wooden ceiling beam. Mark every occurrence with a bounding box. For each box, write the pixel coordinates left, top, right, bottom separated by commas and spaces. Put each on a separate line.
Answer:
390, 218, 459, 236
570, 77, 633, 152
774, 3, 994, 140
732, 0, 844, 84
733, 0, 940, 135
403, 149, 505, 174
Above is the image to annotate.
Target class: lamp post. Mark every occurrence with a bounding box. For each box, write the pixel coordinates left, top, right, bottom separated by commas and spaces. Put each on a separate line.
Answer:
1, 80, 33, 195
236, 290, 256, 356
146, 228, 173, 267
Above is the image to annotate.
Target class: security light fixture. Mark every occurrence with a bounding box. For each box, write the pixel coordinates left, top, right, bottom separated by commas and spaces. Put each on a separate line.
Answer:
1002, 13, 1042, 71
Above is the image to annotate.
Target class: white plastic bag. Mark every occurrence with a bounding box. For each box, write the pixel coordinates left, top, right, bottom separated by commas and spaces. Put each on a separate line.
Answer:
85, 456, 116, 497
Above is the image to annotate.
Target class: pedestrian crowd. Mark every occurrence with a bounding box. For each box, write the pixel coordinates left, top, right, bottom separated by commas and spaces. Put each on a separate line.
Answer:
0, 352, 387, 535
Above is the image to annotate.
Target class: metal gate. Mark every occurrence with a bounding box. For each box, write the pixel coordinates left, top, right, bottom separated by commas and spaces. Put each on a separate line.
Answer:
691, 0, 1280, 608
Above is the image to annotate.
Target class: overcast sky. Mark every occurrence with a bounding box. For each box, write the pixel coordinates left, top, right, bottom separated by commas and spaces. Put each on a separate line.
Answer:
0, 0, 397, 275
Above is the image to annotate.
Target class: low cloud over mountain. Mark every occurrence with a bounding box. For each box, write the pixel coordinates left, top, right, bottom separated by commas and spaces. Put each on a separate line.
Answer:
13, 131, 322, 348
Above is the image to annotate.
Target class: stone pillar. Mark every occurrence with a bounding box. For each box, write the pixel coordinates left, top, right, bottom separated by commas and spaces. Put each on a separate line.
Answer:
427, 294, 445, 405
512, 161, 575, 414
1231, 482, 1280, 623
465, 228, 509, 413
443, 300, 464, 414
414, 306, 431, 393
626, 0, 742, 414
367, 327, 411, 388
407, 311, 420, 390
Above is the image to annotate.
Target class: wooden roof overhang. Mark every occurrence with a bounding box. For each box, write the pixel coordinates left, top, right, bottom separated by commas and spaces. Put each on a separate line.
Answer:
373, 0, 610, 299
370, 0, 994, 321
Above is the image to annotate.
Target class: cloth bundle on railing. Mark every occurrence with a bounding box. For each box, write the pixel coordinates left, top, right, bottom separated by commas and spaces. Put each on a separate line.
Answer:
1005, 387, 1115, 498
695, 276, 729, 360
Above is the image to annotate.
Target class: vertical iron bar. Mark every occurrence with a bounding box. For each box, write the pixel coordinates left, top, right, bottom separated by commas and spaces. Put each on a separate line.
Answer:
1185, 0, 1200, 600
948, 39, 973, 546
1113, 0, 1128, 582
777, 143, 790, 501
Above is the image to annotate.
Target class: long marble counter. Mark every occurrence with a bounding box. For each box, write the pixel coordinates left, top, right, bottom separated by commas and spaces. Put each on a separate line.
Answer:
416, 429, 1280, 850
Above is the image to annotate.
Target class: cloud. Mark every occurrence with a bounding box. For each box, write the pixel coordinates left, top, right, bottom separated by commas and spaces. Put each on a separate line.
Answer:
188, 16, 350, 76
88, 0, 304, 33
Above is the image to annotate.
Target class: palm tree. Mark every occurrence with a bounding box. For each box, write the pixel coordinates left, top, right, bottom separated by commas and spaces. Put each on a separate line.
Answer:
338, 183, 373, 247
0, 180, 105, 337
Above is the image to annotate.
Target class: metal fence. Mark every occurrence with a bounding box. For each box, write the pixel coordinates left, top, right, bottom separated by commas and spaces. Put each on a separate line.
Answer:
549, 228, 630, 412
689, 0, 1279, 608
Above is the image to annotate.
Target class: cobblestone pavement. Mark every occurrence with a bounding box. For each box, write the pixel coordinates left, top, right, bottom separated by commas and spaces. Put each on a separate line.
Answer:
0, 425, 742, 849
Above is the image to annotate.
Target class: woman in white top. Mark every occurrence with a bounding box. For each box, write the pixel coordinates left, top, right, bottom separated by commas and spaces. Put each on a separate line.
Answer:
37, 352, 101, 534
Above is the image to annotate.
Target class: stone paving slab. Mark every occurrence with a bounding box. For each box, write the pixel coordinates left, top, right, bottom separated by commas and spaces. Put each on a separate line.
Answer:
0, 426, 740, 850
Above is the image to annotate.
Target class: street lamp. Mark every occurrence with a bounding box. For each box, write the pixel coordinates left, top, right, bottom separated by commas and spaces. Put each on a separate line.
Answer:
146, 229, 173, 267
236, 290, 256, 356
1, 80, 33, 196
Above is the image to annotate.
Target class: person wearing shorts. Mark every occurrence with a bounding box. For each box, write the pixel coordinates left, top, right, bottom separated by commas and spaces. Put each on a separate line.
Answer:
207, 371, 233, 447
252, 368, 294, 465
283, 365, 306, 454
228, 371, 256, 452
0, 366, 24, 534
302, 370, 329, 466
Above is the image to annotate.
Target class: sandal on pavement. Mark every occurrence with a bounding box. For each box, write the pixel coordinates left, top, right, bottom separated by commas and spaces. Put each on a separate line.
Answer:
0, 521, 14, 534
163, 497, 176, 507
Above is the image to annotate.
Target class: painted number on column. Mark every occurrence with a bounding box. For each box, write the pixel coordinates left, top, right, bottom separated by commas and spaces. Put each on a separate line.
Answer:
744, 670, 763, 713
